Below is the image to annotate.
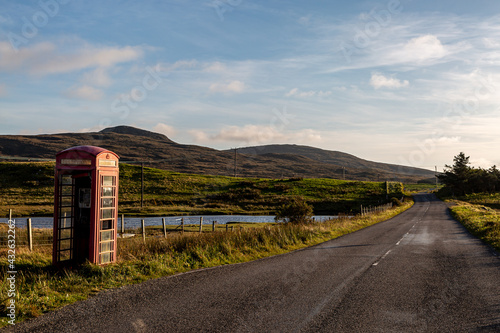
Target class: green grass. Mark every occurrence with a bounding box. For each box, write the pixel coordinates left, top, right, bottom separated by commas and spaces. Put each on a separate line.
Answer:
438, 190, 500, 252
403, 183, 443, 193
450, 192, 500, 210
1, 162, 404, 217
447, 201, 500, 252
0, 199, 413, 327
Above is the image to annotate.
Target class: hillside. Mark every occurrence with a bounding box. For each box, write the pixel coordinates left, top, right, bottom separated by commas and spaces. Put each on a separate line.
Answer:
0, 125, 435, 182
0, 162, 402, 217
235, 145, 432, 177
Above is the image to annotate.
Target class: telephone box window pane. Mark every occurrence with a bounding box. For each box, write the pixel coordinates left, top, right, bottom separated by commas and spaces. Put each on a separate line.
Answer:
101, 219, 112, 230
102, 187, 113, 197
61, 186, 73, 196
59, 217, 73, 229
60, 207, 72, 217
101, 230, 113, 241
59, 239, 72, 251
61, 175, 73, 185
59, 228, 72, 240
100, 241, 113, 253
59, 250, 72, 261
102, 198, 114, 208
61, 196, 73, 207
100, 253, 111, 264
102, 176, 115, 186
101, 208, 114, 220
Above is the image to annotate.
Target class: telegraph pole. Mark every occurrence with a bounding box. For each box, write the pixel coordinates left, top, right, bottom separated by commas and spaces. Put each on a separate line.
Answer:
141, 162, 144, 208
435, 166, 438, 187
233, 148, 237, 177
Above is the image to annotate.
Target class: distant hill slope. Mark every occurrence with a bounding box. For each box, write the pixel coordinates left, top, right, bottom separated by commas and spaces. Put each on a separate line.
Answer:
0, 126, 435, 182
235, 145, 432, 177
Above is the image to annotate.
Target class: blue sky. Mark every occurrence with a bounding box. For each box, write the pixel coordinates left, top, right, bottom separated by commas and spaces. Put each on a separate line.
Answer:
1, 0, 500, 171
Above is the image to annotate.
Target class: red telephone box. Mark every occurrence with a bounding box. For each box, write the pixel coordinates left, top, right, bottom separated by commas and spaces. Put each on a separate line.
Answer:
53, 146, 119, 266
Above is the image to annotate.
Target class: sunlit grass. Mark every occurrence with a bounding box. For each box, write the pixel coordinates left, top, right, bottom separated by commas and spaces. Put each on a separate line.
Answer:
449, 202, 500, 251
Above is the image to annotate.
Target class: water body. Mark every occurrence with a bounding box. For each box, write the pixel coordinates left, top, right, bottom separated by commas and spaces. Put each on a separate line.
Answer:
0, 215, 337, 229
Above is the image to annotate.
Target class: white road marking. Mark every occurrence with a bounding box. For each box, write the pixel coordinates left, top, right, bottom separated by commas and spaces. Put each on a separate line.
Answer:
373, 201, 431, 266
372, 250, 392, 266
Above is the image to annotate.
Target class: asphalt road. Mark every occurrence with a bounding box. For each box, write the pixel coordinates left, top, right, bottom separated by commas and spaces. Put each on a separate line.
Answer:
7, 194, 500, 332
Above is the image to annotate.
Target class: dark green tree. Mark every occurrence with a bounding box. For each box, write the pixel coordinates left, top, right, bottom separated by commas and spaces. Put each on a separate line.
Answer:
487, 165, 500, 192
438, 153, 500, 195
438, 152, 472, 196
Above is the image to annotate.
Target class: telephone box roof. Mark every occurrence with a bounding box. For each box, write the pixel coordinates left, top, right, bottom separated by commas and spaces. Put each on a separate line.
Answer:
56, 146, 119, 159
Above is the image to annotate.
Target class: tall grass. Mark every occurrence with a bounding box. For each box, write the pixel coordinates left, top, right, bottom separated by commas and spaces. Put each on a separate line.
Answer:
0, 199, 412, 327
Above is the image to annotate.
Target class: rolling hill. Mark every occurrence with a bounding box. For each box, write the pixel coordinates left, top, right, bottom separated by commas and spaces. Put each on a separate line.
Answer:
0, 125, 435, 182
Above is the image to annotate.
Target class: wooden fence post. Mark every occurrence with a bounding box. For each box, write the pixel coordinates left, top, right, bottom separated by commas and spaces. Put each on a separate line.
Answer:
162, 218, 167, 238
9, 209, 12, 221
142, 219, 146, 243
199, 217, 203, 234
27, 218, 33, 251
181, 217, 185, 233
226, 224, 228, 232
212, 221, 216, 232
121, 214, 124, 234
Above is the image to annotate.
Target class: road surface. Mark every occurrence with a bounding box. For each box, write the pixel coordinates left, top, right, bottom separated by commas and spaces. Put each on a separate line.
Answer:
7, 194, 500, 332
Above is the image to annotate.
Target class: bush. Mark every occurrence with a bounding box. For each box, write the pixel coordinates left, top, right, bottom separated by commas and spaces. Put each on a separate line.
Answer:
391, 197, 403, 207
274, 196, 313, 224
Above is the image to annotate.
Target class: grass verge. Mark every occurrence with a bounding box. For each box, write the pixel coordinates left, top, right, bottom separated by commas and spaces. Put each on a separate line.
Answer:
0, 199, 412, 327
448, 201, 500, 252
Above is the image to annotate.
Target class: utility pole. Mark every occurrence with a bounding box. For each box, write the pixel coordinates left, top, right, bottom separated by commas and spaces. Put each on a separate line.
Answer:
233, 148, 237, 178
141, 162, 144, 208
343, 167, 345, 180
435, 166, 438, 187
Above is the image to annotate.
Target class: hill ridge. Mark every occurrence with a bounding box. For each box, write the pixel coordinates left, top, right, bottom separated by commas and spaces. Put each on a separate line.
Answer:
0, 125, 435, 182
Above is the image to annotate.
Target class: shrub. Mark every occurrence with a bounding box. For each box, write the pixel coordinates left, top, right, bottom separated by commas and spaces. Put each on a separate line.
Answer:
274, 196, 313, 224
391, 197, 403, 207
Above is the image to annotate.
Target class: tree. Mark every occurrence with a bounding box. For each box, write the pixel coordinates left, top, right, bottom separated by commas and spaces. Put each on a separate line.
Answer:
488, 166, 500, 192
438, 152, 472, 196
438, 153, 500, 195
275, 196, 313, 224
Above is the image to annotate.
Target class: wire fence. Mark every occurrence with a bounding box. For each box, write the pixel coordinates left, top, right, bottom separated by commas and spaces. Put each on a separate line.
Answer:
359, 201, 397, 217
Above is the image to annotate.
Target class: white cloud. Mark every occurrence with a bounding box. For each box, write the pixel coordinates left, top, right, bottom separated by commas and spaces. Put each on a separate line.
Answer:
402, 35, 447, 63
64, 85, 104, 101
0, 41, 144, 75
156, 59, 198, 73
470, 157, 495, 168
298, 14, 312, 26
285, 88, 332, 97
190, 124, 322, 145
482, 37, 500, 49
153, 123, 177, 138
81, 68, 112, 87
188, 129, 209, 143
203, 61, 227, 73
209, 80, 246, 93
423, 136, 461, 145
370, 73, 409, 89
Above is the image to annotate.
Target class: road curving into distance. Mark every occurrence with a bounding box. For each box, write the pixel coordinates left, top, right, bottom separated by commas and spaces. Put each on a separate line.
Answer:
7, 193, 500, 332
